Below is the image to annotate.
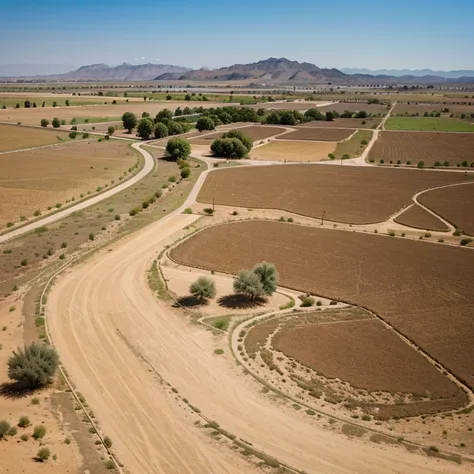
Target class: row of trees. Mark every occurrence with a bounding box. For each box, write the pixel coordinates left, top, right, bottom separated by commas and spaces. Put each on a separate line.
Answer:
189, 262, 278, 301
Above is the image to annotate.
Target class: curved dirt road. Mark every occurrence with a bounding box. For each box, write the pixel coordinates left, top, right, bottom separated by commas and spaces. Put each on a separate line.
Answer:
46, 177, 469, 472
0, 142, 154, 245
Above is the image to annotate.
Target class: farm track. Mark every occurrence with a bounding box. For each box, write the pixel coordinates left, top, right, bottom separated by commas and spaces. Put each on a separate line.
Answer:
43, 146, 473, 473
0, 141, 153, 244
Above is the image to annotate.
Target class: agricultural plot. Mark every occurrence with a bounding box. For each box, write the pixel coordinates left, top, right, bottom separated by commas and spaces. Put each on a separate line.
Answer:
0, 100, 221, 126
318, 102, 388, 115
0, 139, 137, 227
251, 101, 325, 111
170, 220, 474, 391
385, 117, 474, 132
277, 128, 354, 141
188, 125, 286, 145
296, 118, 380, 129
369, 131, 474, 167
198, 165, 471, 223
393, 103, 474, 118
394, 204, 449, 232
418, 183, 474, 236
250, 141, 335, 162
0, 123, 70, 152
333, 130, 372, 159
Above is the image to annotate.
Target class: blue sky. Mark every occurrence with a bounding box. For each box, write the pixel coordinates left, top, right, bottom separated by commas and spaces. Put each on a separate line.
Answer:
1, 0, 473, 72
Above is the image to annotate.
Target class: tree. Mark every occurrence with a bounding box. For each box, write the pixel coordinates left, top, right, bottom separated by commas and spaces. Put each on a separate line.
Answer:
325, 111, 335, 121
196, 116, 215, 132
154, 122, 168, 139
107, 125, 115, 136
52, 101, 57, 107
136, 118, 154, 139
167, 121, 184, 136
65, 99, 70, 106
233, 270, 264, 299
7, 343, 59, 389
175, 107, 183, 116
40, 119, 49, 127
33, 102, 37, 108
24, 100, 31, 108
222, 130, 252, 152
279, 111, 297, 125
304, 108, 324, 121
42, 101, 46, 108
189, 277, 216, 301
252, 262, 278, 296
69, 131, 77, 139
183, 106, 191, 115
155, 109, 173, 123
166, 138, 191, 160
52, 117, 60, 128
211, 137, 248, 159
122, 112, 137, 133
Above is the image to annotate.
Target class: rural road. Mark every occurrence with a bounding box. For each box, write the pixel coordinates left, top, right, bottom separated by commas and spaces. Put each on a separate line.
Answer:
0, 142, 154, 244
45, 146, 469, 473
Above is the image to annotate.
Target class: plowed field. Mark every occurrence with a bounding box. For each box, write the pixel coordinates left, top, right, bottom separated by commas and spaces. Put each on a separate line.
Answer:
171, 221, 474, 390
296, 118, 380, 129
318, 102, 388, 114
0, 139, 136, 226
198, 165, 472, 223
0, 124, 70, 151
394, 204, 449, 231
188, 126, 286, 145
418, 183, 474, 236
369, 131, 474, 166
277, 128, 354, 141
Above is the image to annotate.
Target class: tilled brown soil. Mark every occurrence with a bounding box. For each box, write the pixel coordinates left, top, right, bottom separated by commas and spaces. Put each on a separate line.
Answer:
418, 183, 474, 236
318, 102, 388, 114
188, 126, 286, 145
394, 204, 449, 231
296, 118, 380, 129
0, 123, 70, 151
369, 131, 474, 166
198, 165, 472, 224
171, 221, 474, 390
277, 128, 354, 141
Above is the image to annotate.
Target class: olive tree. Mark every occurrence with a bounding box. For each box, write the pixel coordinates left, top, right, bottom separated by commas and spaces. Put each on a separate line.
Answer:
233, 270, 264, 299
189, 277, 216, 301
136, 118, 154, 139
166, 137, 191, 160
51, 117, 60, 128
252, 262, 279, 296
154, 122, 168, 139
122, 112, 138, 133
196, 116, 215, 132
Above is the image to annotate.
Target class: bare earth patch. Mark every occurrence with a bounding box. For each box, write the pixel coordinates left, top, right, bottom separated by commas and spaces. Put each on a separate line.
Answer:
394, 204, 449, 232
250, 141, 336, 162
277, 128, 354, 141
0, 124, 70, 152
189, 125, 287, 145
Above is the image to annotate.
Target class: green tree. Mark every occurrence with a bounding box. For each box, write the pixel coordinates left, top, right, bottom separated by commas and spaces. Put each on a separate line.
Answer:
221, 130, 252, 152
252, 262, 278, 296
325, 111, 335, 121
142, 111, 150, 118
52, 101, 57, 107
196, 116, 215, 132
24, 100, 31, 108
8, 343, 59, 389
304, 108, 324, 121
233, 270, 264, 299
166, 138, 191, 160
189, 277, 216, 301
65, 99, 70, 106
167, 121, 184, 136
107, 126, 115, 136
136, 118, 154, 139
154, 122, 168, 139
183, 106, 191, 115
155, 109, 174, 123
175, 107, 183, 116
279, 111, 297, 125
52, 117, 60, 128
211, 138, 248, 159
40, 119, 49, 127
122, 112, 138, 133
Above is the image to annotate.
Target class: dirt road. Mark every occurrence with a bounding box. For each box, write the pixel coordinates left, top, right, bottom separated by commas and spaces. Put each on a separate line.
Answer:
46, 201, 469, 472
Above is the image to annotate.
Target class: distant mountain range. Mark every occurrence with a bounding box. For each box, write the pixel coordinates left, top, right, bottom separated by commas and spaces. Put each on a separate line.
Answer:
341, 68, 474, 79
1, 58, 474, 84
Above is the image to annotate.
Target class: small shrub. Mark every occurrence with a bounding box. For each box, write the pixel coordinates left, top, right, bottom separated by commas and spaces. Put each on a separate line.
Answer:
0, 420, 11, 438
203, 208, 215, 215
232, 211, 238, 216
33, 425, 47, 440
89, 233, 94, 241
361, 414, 371, 421
438, 238, 444, 243
129, 208, 140, 216
184, 208, 193, 214
453, 228, 462, 236
214, 349, 224, 355
329, 300, 337, 305
103, 436, 113, 448
20, 434, 29, 441
212, 319, 227, 330
429, 445, 439, 453
287, 217, 294, 223
460, 238, 473, 246
21, 259, 28, 266
424, 231, 431, 238
115, 214, 121, 220
59, 253, 65, 260
7, 426, 17, 436
64, 437, 71, 444
18, 416, 30, 428
306, 409, 316, 416
61, 241, 67, 248
37, 447, 51, 462
300, 295, 315, 307
105, 459, 115, 470
31, 397, 40, 405
168, 175, 177, 183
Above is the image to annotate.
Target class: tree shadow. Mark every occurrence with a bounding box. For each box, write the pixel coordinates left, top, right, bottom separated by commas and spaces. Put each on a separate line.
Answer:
217, 294, 266, 310
174, 296, 207, 308
0, 381, 36, 399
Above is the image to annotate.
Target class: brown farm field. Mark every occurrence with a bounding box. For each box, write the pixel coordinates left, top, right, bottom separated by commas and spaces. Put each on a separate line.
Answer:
0, 139, 137, 227
369, 131, 474, 166
393, 103, 474, 117
296, 118, 381, 129
418, 183, 474, 236
0, 100, 221, 126
170, 220, 474, 390
188, 125, 286, 145
198, 165, 472, 223
318, 102, 388, 115
277, 127, 355, 141
394, 204, 449, 232
250, 141, 335, 162
251, 101, 326, 111
0, 123, 70, 151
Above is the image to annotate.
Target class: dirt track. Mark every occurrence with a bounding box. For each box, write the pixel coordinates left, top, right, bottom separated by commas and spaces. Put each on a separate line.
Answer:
46, 215, 471, 473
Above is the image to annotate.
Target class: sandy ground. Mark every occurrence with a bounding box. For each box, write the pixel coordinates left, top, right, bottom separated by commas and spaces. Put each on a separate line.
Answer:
0, 295, 83, 473
250, 140, 336, 162
46, 208, 470, 474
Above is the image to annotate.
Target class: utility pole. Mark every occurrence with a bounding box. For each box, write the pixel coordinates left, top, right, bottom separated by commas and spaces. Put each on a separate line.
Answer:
321, 210, 326, 226
212, 197, 215, 212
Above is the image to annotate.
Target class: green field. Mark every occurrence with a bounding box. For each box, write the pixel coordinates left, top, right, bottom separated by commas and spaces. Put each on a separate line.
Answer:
385, 117, 474, 132
0, 97, 126, 108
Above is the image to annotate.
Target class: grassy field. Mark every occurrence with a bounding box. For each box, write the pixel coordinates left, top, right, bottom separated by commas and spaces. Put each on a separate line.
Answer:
333, 130, 372, 159
385, 117, 474, 132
